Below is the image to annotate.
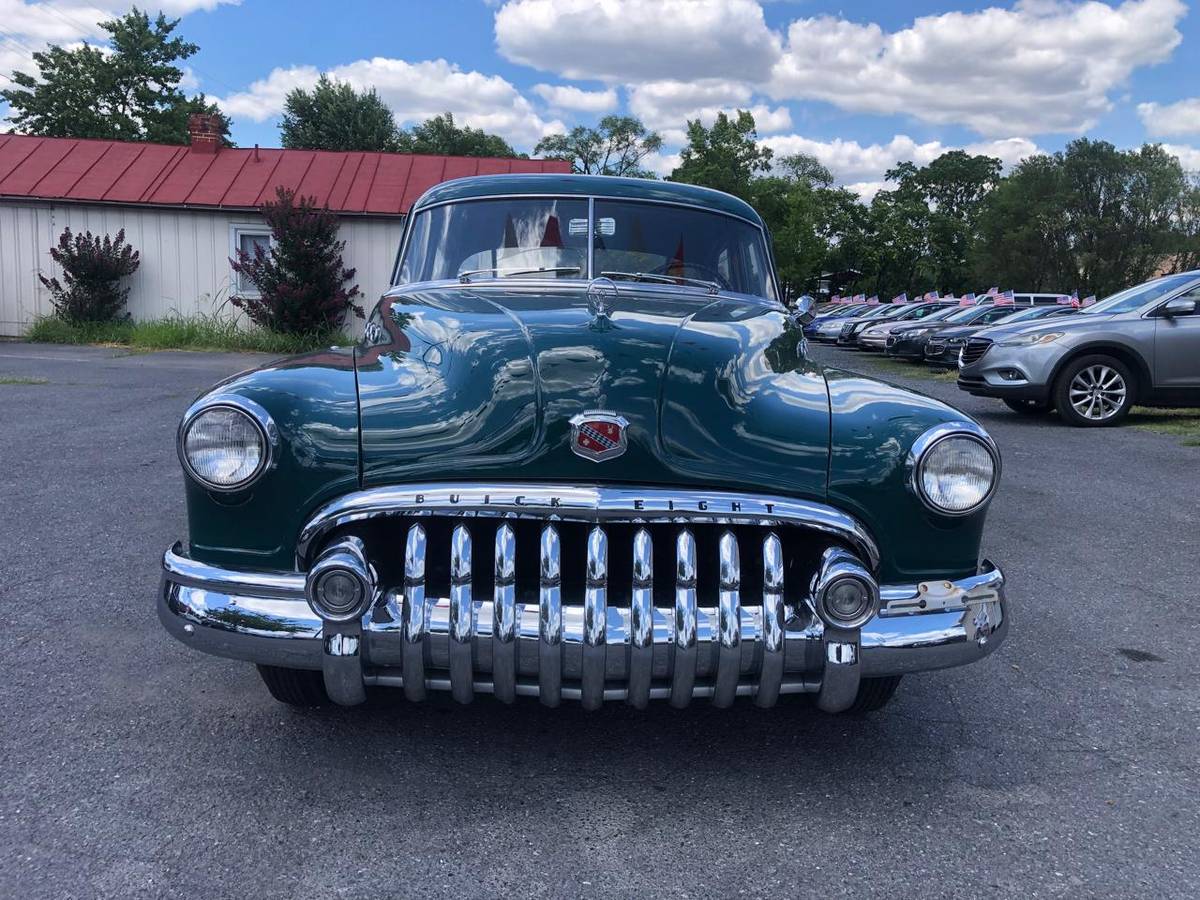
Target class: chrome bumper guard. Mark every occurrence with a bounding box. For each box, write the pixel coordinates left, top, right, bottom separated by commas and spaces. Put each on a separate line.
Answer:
160, 531, 1007, 712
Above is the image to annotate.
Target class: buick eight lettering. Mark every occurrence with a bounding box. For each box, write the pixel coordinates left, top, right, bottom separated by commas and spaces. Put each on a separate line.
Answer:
159, 174, 1007, 713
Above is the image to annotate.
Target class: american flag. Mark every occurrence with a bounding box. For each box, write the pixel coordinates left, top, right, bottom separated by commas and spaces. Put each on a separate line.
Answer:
866, 295, 880, 304
893, 292, 908, 304
1082, 295, 1097, 306
961, 293, 976, 304
993, 290, 1015, 306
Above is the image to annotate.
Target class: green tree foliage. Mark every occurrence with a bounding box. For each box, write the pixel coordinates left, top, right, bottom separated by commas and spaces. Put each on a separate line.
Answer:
669, 110, 773, 200
280, 76, 400, 151
534, 115, 663, 177
1, 8, 231, 144
38, 228, 140, 323
230, 188, 362, 335
396, 112, 523, 158
974, 140, 1193, 296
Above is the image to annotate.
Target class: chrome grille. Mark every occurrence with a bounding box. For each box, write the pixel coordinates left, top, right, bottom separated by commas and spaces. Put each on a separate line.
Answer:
961, 337, 992, 366
365, 519, 822, 708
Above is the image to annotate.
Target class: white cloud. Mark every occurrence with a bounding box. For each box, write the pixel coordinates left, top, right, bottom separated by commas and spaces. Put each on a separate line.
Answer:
1138, 98, 1200, 137
532, 83, 618, 113
760, 133, 1041, 187
1161, 143, 1200, 171
0, 1, 237, 94
627, 79, 791, 146
495, 0, 780, 83
216, 58, 566, 149
768, 0, 1186, 136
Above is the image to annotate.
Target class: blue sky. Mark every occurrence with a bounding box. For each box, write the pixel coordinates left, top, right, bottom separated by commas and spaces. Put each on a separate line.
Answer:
3, 1, 1199, 196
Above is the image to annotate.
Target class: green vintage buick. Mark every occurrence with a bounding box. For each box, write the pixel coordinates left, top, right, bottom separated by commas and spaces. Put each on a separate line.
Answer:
159, 174, 1006, 713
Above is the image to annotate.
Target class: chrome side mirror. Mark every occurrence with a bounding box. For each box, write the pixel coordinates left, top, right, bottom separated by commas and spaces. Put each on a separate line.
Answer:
1161, 297, 1197, 318
790, 294, 816, 325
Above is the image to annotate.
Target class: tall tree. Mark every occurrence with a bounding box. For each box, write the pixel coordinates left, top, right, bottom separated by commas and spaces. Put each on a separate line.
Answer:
280, 76, 400, 151
534, 115, 662, 177
396, 112, 522, 157
668, 110, 773, 200
1, 8, 231, 144
749, 153, 839, 297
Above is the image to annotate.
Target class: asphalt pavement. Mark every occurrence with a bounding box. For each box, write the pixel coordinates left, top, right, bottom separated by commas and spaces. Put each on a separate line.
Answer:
1, 339, 1197, 899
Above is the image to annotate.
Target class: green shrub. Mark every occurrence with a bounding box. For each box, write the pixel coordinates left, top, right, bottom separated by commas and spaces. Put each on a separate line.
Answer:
38, 228, 140, 322
25, 313, 344, 354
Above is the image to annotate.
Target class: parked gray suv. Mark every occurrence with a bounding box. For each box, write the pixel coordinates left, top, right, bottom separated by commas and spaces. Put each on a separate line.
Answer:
957, 271, 1200, 426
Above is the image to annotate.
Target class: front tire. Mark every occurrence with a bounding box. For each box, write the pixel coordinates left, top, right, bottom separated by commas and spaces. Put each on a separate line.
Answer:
1053, 355, 1135, 427
1003, 398, 1051, 415
845, 676, 902, 713
257, 665, 328, 706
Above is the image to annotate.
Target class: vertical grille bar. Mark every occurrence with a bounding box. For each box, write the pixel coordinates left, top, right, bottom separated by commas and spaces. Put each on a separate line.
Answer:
448, 525, 474, 704
755, 532, 785, 708
492, 523, 517, 704
627, 528, 653, 710
670, 529, 698, 708
538, 525, 563, 707
401, 524, 427, 702
581, 527, 608, 710
712, 530, 742, 708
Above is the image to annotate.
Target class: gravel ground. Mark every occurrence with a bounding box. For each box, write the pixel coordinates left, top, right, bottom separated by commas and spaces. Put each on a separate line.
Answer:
1, 340, 1197, 899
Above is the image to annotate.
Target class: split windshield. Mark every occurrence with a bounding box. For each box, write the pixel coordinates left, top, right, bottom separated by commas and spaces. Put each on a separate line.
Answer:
396, 196, 776, 300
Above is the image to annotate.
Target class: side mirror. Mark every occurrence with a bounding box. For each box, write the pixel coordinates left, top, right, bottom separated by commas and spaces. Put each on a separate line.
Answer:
790, 294, 816, 325
1162, 297, 1198, 318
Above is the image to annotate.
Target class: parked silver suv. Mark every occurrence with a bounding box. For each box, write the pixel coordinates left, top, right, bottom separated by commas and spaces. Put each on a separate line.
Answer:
957, 272, 1200, 426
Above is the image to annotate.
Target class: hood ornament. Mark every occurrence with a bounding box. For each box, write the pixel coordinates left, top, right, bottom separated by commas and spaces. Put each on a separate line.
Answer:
587, 277, 618, 328
569, 410, 629, 462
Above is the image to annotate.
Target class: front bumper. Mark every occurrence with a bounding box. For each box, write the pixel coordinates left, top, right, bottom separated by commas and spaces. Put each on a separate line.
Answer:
160, 544, 1008, 711
923, 339, 965, 367
856, 333, 888, 351
956, 342, 1057, 401
884, 335, 928, 359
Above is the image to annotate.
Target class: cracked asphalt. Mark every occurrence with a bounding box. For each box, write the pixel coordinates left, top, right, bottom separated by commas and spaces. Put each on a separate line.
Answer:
1, 339, 1197, 899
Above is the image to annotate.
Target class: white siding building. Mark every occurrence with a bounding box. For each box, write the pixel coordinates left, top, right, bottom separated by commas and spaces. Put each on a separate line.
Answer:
0, 124, 568, 337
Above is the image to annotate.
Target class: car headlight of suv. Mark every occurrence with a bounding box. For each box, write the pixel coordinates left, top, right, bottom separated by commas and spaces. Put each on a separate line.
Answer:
998, 331, 1064, 347
908, 423, 1000, 516
179, 396, 276, 491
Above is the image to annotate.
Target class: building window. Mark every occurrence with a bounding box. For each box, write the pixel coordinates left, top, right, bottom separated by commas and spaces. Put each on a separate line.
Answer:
230, 225, 273, 297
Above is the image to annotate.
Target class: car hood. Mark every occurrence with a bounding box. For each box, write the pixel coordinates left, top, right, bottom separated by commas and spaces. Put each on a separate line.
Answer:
354, 283, 832, 500
929, 324, 984, 339
977, 312, 1115, 341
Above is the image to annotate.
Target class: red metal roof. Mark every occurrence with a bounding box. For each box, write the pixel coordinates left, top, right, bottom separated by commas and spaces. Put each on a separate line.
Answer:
0, 134, 571, 216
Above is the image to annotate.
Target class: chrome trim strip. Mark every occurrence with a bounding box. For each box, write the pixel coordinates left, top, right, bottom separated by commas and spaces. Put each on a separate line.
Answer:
492, 524, 517, 704
581, 527, 608, 710
627, 528, 654, 709
712, 530, 741, 709
448, 525, 474, 704
297, 483, 879, 572
538, 526, 563, 707
163, 543, 304, 598
670, 530, 698, 708
401, 524, 427, 702
756, 533, 785, 708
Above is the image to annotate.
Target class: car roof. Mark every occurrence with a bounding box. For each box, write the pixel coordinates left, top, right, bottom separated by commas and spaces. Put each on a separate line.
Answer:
409, 173, 766, 228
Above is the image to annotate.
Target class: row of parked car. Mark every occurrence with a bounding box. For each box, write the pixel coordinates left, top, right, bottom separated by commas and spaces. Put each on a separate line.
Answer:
805, 272, 1200, 426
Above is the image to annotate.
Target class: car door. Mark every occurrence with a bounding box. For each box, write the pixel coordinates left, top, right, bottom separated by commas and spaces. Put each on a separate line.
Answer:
1152, 285, 1200, 390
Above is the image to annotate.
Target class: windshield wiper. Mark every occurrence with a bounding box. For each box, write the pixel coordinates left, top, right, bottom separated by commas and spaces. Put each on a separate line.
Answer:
599, 270, 720, 295
457, 265, 582, 283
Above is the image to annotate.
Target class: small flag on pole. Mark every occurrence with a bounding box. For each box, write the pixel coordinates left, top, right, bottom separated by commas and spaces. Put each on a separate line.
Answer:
866, 295, 879, 305
993, 289, 1015, 306
1082, 295, 1097, 306
892, 292, 908, 304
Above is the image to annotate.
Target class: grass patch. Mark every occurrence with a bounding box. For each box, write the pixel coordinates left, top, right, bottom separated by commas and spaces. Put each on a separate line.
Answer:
0, 374, 49, 385
844, 351, 955, 382
1129, 407, 1200, 446
25, 314, 347, 355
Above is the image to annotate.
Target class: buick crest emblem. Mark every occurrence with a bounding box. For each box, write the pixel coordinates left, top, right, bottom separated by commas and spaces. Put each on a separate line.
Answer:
569, 410, 629, 462
587, 276, 618, 324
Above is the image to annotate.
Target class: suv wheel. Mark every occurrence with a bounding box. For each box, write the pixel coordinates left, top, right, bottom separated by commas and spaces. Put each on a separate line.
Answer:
1054, 355, 1135, 427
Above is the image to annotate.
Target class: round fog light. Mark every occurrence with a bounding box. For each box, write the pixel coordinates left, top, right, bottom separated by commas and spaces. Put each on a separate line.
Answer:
827, 577, 871, 623
313, 569, 365, 619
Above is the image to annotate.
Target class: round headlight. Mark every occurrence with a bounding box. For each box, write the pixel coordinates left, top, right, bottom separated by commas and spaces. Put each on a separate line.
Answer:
181, 404, 268, 490
911, 426, 999, 515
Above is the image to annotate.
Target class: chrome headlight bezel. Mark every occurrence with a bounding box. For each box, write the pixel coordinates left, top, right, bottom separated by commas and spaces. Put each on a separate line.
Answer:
997, 330, 1064, 347
907, 421, 1001, 517
177, 394, 278, 492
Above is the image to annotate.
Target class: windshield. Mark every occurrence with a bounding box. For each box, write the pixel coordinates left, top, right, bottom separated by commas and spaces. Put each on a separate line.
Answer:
592, 199, 775, 299
1002, 306, 1069, 323
943, 305, 994, 324
396, 196, 776, 300
920, 306, 960, 323
897, 303, 952, 321
1081, 272, 1199, 315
